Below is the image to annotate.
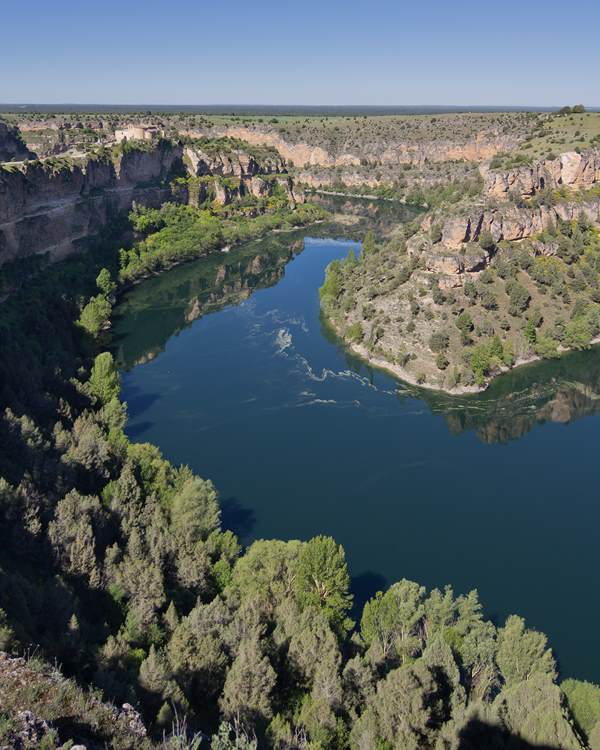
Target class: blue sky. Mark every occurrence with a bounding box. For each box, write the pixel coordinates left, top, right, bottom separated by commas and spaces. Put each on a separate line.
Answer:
2, 0, 598, 106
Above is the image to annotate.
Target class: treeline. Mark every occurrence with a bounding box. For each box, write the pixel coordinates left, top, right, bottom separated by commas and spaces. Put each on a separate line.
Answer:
1, 209, 600, 749
118, 201, 325, 285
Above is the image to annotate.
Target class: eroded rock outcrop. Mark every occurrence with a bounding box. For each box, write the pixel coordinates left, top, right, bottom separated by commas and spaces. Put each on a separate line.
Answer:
484, 150, 600, 198
184, 143, 285, 177
407, 197, 600, 287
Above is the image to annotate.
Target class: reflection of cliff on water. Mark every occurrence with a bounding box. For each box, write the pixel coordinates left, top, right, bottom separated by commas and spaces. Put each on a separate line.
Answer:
309, 193, 420, 237
408, 347, 600, 443
112, 229, 310, 370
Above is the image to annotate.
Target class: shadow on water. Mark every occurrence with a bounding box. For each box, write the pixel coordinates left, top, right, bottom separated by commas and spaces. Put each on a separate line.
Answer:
457, 720, 564, 750
125, 421, 155, 440
220, 496, 257, 541
125, 391, 161, 419
351, 570, 387, 619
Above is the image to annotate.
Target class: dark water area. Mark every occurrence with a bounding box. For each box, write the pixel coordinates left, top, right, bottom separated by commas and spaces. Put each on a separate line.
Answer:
113, 217, 600, 682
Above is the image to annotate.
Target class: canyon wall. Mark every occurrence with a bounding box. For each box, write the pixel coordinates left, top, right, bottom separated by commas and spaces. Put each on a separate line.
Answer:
0, 140, 301, 266
408, 199, 600, 283
484, 150, 600, 198
0, 141, 182, 263
219, 126, 516, 168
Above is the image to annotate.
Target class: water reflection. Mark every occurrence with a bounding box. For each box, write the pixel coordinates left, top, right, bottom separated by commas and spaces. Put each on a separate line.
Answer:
411, 349, 600, 443
114, 223, 600, 445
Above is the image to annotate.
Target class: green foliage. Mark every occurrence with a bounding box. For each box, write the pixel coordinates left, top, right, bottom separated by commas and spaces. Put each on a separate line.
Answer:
429, 330, 449, 353
497, 615, 557, 685
119, 202, 325, 284
479, 230, 495, 252
564, 316, 593, 349
88, 351, 120, 404
170, 476, 220, 546
96, 267, 116, 298
78, 293, 112, 337
362, 230, 376, 257
469, 336, 505, 385
295, 535, 353, 635
506, 279, 531, 316
562, 679, 600, 739
535, 335, 560, 359
346, 321, 363, 343
319, 260, 343, 304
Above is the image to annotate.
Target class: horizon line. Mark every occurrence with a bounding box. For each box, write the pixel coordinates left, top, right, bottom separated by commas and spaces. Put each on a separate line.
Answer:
2, 102, 599, 109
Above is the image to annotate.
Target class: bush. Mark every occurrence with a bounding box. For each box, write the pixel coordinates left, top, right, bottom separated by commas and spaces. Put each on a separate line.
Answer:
436, 353, 449, 370
429, 330, 449, 353
346, 322, 363, 343
535, 335, 560, 359
562, 679, 600, 739
506, 280, 531, 316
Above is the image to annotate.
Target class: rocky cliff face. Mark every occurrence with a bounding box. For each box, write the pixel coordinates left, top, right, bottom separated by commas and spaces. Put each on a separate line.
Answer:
484, 150, 600, 198
0, 121, 36, 162
183, 143, 285, 177
0, 141, 182, 263
0, 138, 303, 266
219, 126, 516, 169
407, 198, 600, 284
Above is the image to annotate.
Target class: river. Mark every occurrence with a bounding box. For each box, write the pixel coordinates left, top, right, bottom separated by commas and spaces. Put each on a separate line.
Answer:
112, 211, 600, 682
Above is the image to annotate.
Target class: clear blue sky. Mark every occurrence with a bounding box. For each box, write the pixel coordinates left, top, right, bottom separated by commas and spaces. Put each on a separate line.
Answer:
2, 0, 598, 106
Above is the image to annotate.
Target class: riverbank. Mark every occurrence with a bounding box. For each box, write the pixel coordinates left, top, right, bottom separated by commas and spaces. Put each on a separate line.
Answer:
324, 310, 600, 395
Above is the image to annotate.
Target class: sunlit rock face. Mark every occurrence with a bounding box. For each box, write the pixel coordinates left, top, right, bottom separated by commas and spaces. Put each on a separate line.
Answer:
484, 149, 600, 198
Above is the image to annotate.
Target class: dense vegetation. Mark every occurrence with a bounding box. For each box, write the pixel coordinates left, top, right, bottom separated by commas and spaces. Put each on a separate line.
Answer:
117, 200, 325, 285
321, 214, 600, 391
0, 205, 599, 749
3, 114, 600, 748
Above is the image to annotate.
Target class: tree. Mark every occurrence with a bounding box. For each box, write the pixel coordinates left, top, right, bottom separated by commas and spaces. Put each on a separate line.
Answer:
361, 230, 376, 258
456, 312, 474, 343
139, 644, 170, 696
368, 662, 446, 749
78, 294, 112, 337
562, 679, 600, 741
171, 476, 220, 546
429, 330, 449, 353
361, 579, 426, 664
497, 615, 556, 686
295, 536, 353, 635
96, 267, 117, 298
506, 280, 531, 316
88, 352, 120, 404
220, 637, 276, 727
479, 231, 496, 252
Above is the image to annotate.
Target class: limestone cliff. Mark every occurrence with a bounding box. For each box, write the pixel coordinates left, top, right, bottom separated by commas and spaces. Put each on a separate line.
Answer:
0, 138, 303, 265
484, 149, 600, 198
407, 199, 600, 284
0, 140, 182, 263
183, 143, 286, 177
219, 126, 516, 169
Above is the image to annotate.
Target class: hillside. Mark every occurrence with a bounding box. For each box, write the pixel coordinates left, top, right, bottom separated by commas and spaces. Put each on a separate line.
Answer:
320, 149, 600, 392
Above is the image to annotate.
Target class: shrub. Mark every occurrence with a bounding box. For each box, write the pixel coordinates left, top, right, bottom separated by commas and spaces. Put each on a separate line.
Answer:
506, 280, 531, 315
346, 322, 363, 343
429, 330, 449, 353
436, 353, 449, 370
535, 335, 560, 359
